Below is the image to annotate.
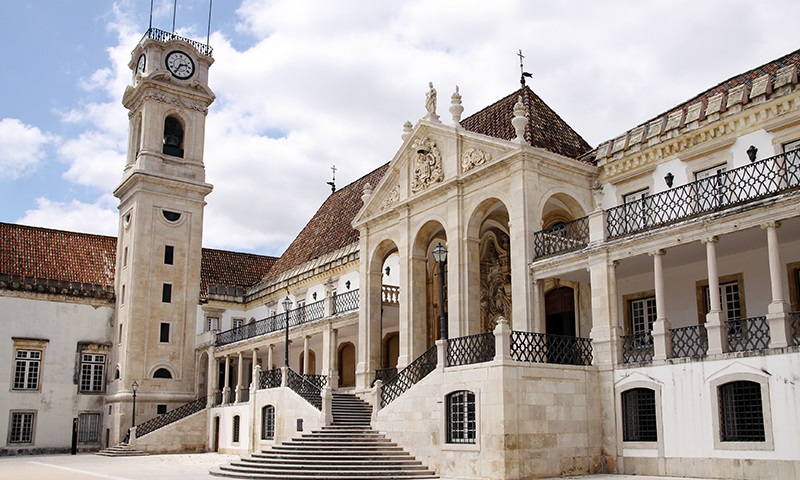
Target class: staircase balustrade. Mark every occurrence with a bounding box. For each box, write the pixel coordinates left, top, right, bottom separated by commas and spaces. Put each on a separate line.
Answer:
510, 331, 593, 365
302, 374, 329, 390
446, 332, 495, 366
380, 345, 437, 407
258, 367, 282, 389
134, 395, 210, 438
286, 368, 322, 410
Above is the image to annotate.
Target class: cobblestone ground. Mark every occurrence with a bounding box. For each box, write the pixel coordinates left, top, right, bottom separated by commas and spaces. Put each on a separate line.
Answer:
0, 453, 724, 480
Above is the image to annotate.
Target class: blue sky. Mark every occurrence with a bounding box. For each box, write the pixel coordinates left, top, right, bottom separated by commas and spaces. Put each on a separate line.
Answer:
1, 1, 799, 256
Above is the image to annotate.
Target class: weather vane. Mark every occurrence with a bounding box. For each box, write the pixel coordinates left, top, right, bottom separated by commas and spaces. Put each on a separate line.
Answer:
326, 165, 337, 194
518, 49, 533, 87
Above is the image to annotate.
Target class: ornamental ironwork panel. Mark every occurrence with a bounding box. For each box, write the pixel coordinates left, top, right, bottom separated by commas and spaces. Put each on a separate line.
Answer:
533, 216, 590, 259
446, 333, 495, 366
239, 389, 250, 403
302, 374, 329, 390
791, 312, 800, 346
727, 316, 770, 352
141, 27, 213, 57
510, 331, 593, 366
621, 333, 654, 363
286, 368, 322, 410
303, 300, 325, 322
333, 289, 359, 314
373, 367, 398, 386
216, 313, 280, 346
135, 395, 208, 438
259, 368, 282, 389
671, 324, 708, 358
380, 345, 437, 407
607, 150, 800, 238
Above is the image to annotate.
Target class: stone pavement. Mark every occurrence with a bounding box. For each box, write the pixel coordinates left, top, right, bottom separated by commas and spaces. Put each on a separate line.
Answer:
0, 453, 723, 480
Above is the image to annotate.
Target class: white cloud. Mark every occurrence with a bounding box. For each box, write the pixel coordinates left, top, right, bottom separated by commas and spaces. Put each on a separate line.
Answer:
0, 118, 57, 180
17, 195, 119, 237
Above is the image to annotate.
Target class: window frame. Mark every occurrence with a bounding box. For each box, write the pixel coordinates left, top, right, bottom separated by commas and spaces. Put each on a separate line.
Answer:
621, 388, 658, 442
13, 349, 42, 391
261, 405, 275, 441
445, 390, 476, 445
79, 352, 106, 393
622, 188, 649, 231
159, 322, 170, 343
164, 245, 175, 265
8, 411, 36, 445
709, 373, 773, 451
162, 283, 172, 303
695, 273, 746, 325
232, 415, 241, 444
206, 317, 219, 332
77, 412, 101, 444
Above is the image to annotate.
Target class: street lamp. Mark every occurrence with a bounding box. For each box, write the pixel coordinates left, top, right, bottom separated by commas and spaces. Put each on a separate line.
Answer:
282, 296, 293, 367
131, 380, 139, 428
432, 242, 448, 340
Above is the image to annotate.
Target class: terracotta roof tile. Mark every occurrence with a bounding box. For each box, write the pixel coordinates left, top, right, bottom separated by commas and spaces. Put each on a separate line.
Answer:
264, 163, 390, 281
200, 248, 277, 295
461, 85, 592, 161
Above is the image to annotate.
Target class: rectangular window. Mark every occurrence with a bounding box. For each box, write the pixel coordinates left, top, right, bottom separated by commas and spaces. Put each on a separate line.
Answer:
622, 388, 658, 442
783, 139, 800, 153
159, 323, 170, 343
162, 283, 172, 303
164, 245, 174, 265
157, 405, 168, 415
80, 354, 106, 393
13, 350, 41, 390
118, 324, 123, 344
261, 405, 275, 440
121, 284, 126, 305
123, 246, 128, 268
630, 297, 657, 335
703, 281, 742, 321
206, 317, 219, 332
232, 318, 244, 330
232, 415, 241, 443
719, 381, 765, 442
77, 413, 101, 443
446, 390, 476, 444
9, 412, 35, 444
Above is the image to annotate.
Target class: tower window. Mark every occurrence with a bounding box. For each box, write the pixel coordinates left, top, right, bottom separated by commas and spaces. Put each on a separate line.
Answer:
162, 283, 172, 303
164, 245, 174, 265
162, 116, 184, 158
153, 368, 173, 379
162, 210, 181, 222
159, 323, 170, 343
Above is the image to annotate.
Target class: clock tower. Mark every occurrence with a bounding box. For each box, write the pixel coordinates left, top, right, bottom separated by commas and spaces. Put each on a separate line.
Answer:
109, 28, 215, 444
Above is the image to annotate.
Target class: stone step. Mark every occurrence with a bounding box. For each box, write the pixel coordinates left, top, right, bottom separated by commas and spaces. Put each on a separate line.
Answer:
242, 456, 422, 466
270, 444, 405, 452
210, 465, 437, 479
231, 460, 430, 472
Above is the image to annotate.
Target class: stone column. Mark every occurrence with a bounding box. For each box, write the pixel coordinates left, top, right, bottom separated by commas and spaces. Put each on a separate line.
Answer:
321, 323, 339, 390
206, 348, 216, 407
589, 255, 622, 366
303, 336, 310, 375
703, 237, 727, 355
651, 250, 672, 360
531, 278, 545, 333
222, 354, 231, 404
235, 351, 244, 403
267, 344, 274, 371
763, 222, 793, 347
251, 348, 259, 388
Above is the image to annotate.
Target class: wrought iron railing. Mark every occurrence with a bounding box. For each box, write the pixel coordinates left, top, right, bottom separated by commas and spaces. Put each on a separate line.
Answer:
303, 299, 325, 322
239, 389, 250, 403
727, 316, 770, 352
380, 345, 438, 407
671, 324, 708, 358
140, 27, 213, 57
333, 289, 359, 314
373, 367, 398, 386
621, 333, 654, 363
286, 368, 322, 410
791, 312, 800, 346
382, 285, 400, 304
446, 333, 495, 366
510, 331, 593, 366
135, 395, 209, 438
217, 302, 327, 347
212, 390, 223, 406
607, 150, 800, 238
303, 374, 329, 390
258, 368, 282, 389
533, 216, 590, 259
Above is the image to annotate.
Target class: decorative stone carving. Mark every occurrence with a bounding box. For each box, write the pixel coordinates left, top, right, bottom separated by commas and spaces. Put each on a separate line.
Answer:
461, 148, 492, 172
144, 90, 207, 112
401, 121, 413, 142
449, 86, 464, 125
379, 185, 400, 211
726, 84, 749, 110
410, 138, 443, 193
775, 65, 797, 94
749, 74, 772, 101
512, 96, 527, 143
480, 230, 512, 332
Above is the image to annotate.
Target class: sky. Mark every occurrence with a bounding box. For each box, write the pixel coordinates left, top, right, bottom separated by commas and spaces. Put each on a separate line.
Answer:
1, 0, 799, 257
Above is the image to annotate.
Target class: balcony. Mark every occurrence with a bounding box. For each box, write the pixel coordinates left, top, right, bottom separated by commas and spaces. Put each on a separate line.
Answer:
140, 27, 213, 57
533, 217, 590, 259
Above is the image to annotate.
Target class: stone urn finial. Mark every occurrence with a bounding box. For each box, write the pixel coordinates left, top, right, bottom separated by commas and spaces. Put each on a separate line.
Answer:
401, 121, 413, 142
450, 85, 464, 125
512, 95, 528, 143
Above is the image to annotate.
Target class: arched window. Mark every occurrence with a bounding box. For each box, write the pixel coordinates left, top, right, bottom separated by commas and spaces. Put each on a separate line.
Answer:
261, 405, 275, 440
446, 390, 476, 444
153, 368, 172, 379
621, 388, 657, 441
718, 381, 765, 442
162, 116, 184, 158
232, 415, 240, 443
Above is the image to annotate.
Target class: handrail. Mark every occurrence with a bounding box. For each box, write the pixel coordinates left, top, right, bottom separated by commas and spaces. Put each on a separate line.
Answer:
258, 368, 282, 389
333, 289, 359, 314
286, 368, 322, 410
446, 332, 495, 366
533, 216, 590, 259
510, 331, 593, 365
380, 345, 437, 407
134, 395, 209, 438
139, 27, 213, 57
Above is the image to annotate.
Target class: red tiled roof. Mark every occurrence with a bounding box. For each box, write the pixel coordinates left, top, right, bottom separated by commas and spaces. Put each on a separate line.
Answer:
264, 163, 390, 280
200, 248, 277, 295
461, 85, 592, 160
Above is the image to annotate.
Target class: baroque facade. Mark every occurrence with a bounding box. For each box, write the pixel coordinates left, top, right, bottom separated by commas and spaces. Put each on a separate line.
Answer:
0, 27, 799, 479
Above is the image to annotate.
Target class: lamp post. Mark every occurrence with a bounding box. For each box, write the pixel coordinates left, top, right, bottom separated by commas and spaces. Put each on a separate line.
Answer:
432, 242, 448, 340
131, 380, 139, 428
282, 296, 293, 367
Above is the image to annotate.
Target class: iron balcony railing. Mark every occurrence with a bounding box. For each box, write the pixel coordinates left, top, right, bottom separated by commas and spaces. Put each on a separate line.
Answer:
727, 316, 770, 352
239, 389, 249, 403
791, 312, 800, 346
621, 333, 654, 363
446, 332, 495, 367
607, 150, 800, 238
286, 368, 322, 410
140, 27, 213, 57
135, 395, 209, 438
216, 304, 325, 347
380, 345, 437, 407
510, 331, 593, 366
533, 216, 590, 259
671, 324, 708, 358
303, 299, 325, 322
333, 289, 359, 315
258, 368, 282, 389
373, 367, 398, 386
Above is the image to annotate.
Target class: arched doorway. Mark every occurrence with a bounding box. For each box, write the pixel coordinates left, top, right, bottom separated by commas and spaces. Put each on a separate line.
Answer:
299, 350, 316, 375
382, 332, 399, 371
338, 343, 356, 388
545, 286, 576, 337
197, 352, 209, 398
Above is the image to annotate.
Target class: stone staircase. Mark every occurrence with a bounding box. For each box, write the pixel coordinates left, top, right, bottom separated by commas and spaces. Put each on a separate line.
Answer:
209, 393, 437, 479
95, 443, 148, 457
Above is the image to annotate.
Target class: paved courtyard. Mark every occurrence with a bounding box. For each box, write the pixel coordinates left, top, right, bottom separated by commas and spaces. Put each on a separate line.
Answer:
0, 452, 724, 480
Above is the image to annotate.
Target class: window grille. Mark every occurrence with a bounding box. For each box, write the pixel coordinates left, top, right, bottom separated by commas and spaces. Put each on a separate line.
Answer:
9, 412, 34, 444
261, 405, 275, 440
232, 415, 240, 443
78, 413, 101, 443
719, 381, 765, 442
621, 388, 657, 441
14, 350, 41, 390
446, 390, 476, 444
80, 354, 106, 392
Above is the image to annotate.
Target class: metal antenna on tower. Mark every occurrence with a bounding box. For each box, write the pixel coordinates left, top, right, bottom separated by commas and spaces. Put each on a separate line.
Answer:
326, 165, 337, 194
206, 0, 213, 47
518, 49, 533, 87
148, 0, 154, 32
172, 0, 178, 33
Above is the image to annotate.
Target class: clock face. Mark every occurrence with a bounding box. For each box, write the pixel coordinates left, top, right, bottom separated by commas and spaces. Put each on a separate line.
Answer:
136, 54, 146, 74
165, 51, 194, 79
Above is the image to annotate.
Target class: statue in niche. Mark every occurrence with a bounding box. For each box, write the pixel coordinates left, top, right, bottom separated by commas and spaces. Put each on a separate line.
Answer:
410, 137, 443, 193
480, 230, 511, 332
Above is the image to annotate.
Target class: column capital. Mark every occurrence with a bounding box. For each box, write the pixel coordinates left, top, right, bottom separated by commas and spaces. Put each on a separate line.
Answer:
649, 249, 666, 257
761, 220, 781, 230
701, 236, 719, 244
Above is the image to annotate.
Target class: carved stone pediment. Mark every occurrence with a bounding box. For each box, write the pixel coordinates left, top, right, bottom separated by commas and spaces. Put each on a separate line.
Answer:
461, 147, 492, 172
379, 185, 400, 211
410, 137, 443, 193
